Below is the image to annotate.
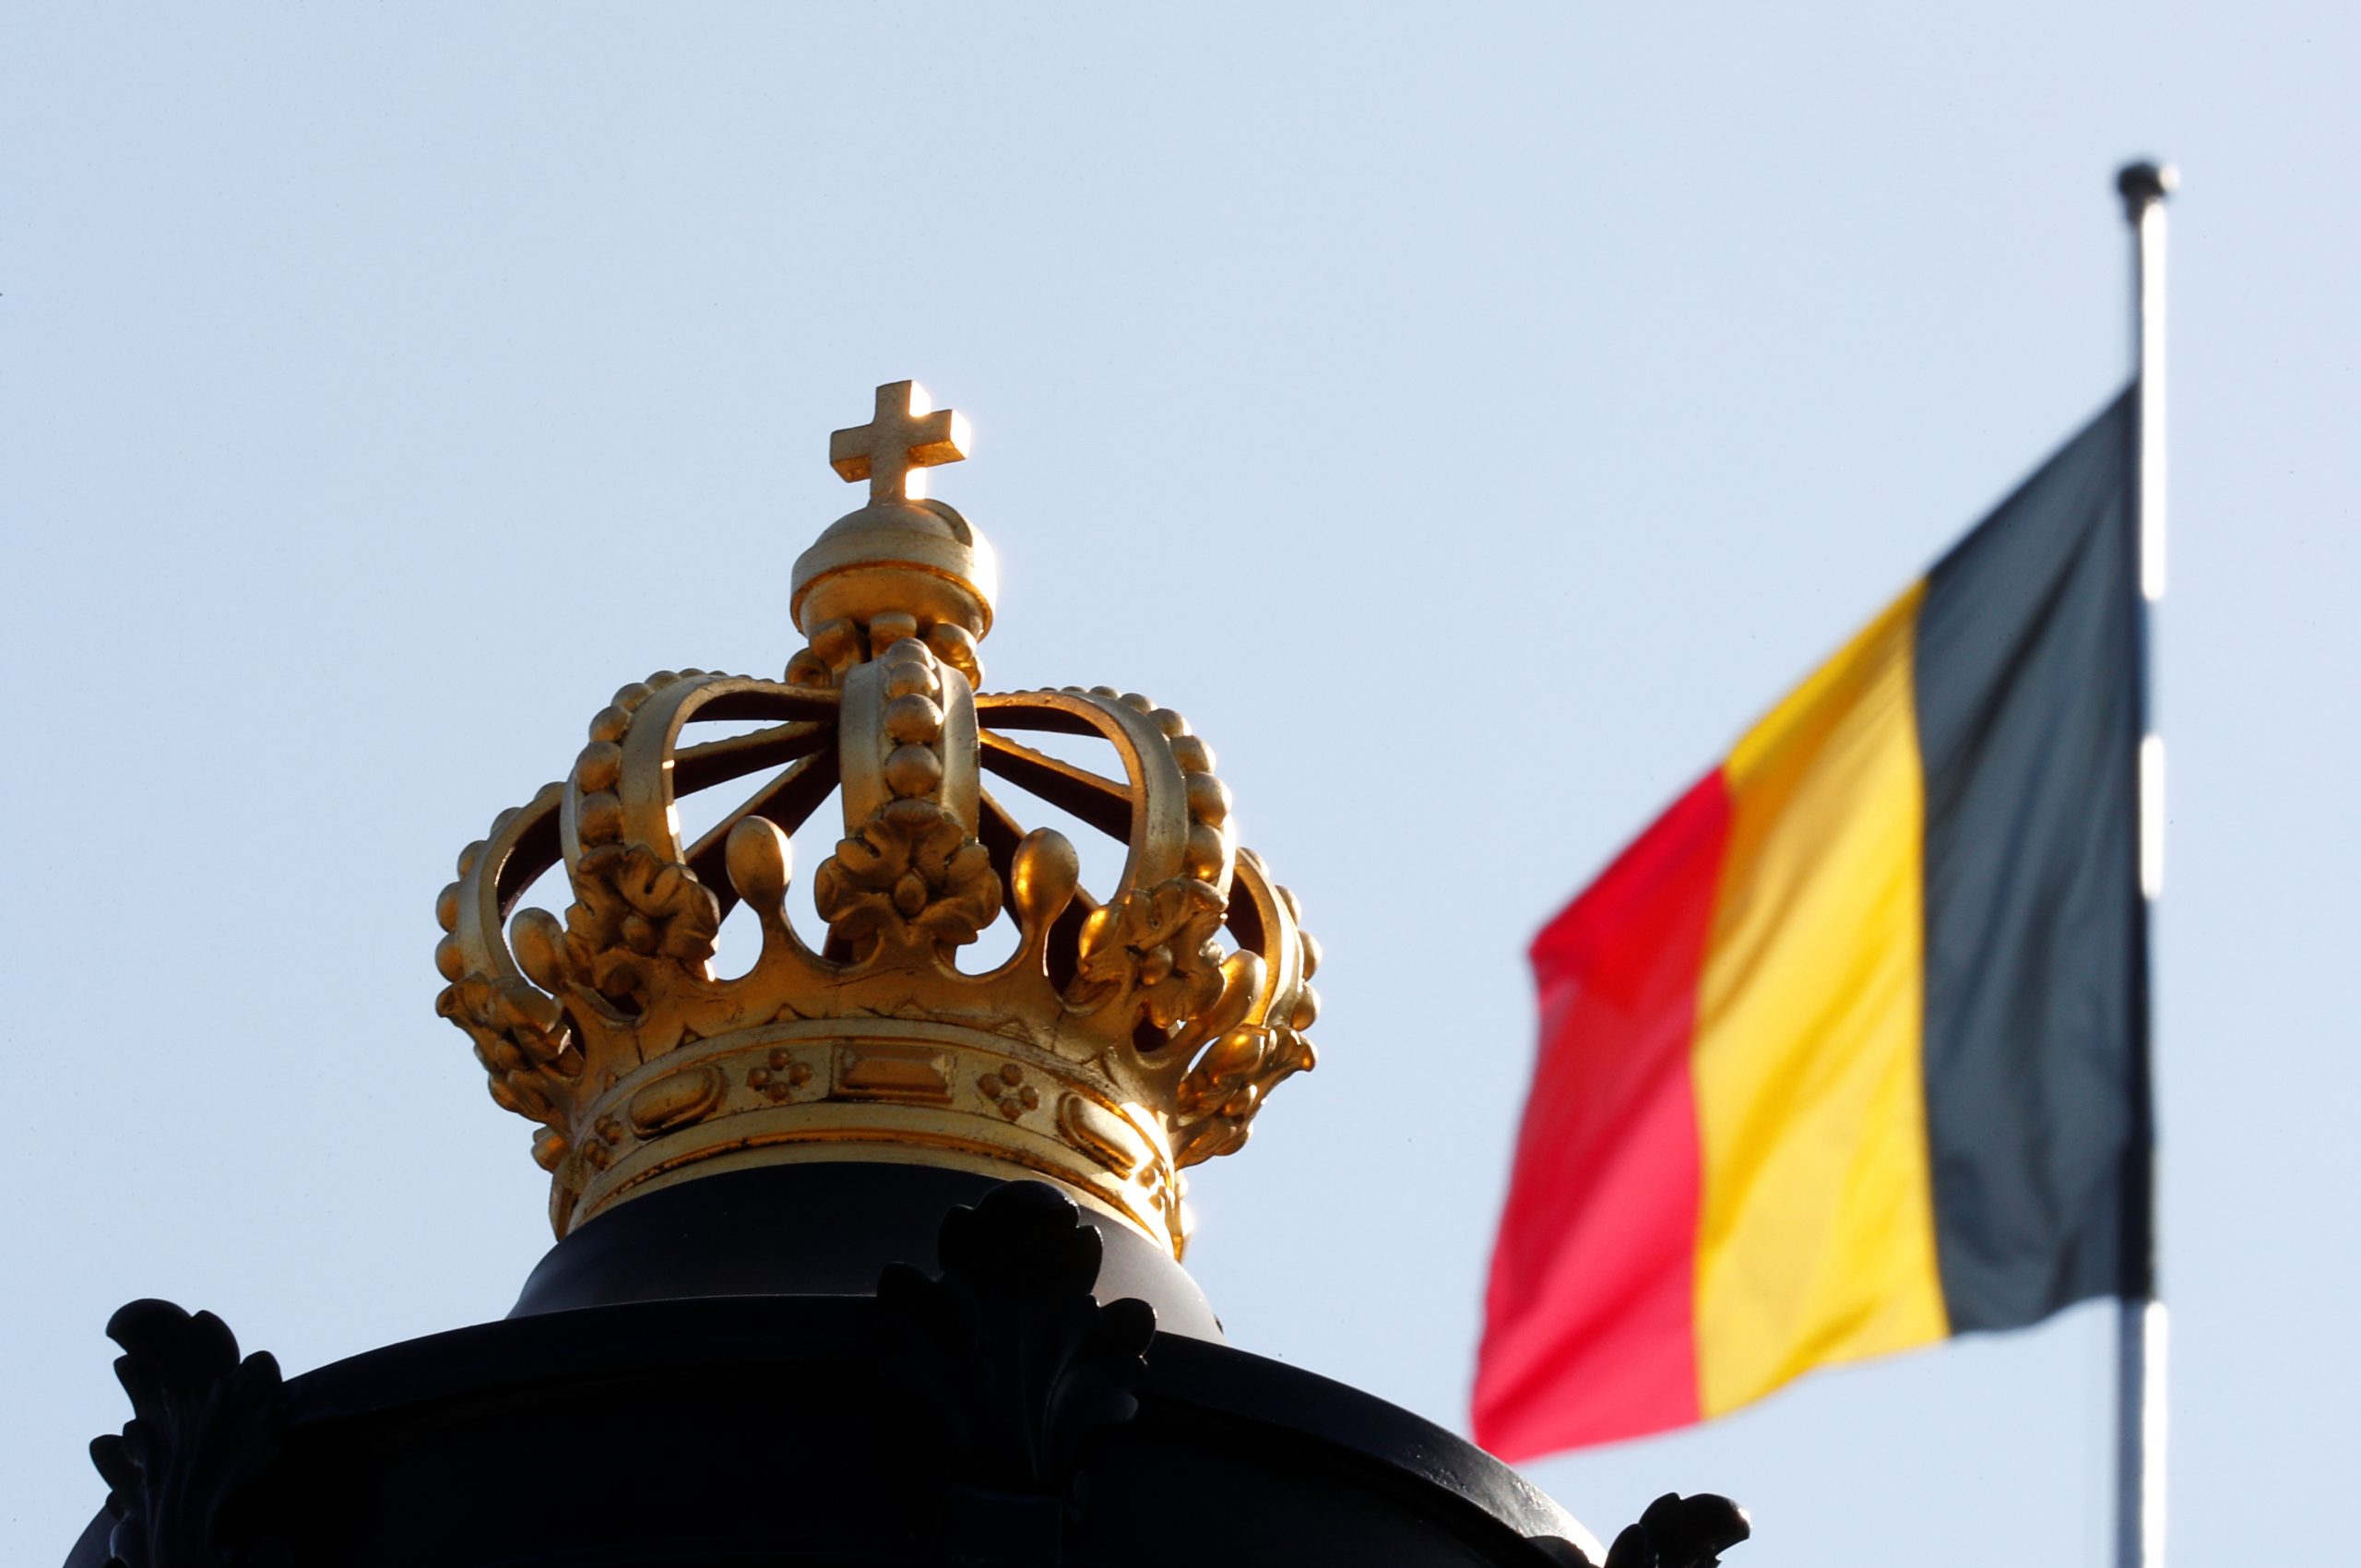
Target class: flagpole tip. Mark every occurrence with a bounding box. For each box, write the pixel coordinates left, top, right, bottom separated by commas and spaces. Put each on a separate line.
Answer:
2117, 160, 2179, 220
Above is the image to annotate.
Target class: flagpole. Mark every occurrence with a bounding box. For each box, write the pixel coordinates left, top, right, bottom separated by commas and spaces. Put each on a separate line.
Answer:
2114, 155, 2175, 1568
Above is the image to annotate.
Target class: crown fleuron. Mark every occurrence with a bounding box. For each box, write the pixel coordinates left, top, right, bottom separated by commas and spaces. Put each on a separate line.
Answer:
435, 381, 1320, 1253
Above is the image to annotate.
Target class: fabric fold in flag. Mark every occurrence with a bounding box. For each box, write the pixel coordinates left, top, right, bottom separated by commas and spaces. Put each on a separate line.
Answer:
1475, 392, 2148, 1459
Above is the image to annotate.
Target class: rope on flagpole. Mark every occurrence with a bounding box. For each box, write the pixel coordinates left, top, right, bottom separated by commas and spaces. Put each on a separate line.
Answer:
2114, 154, 2176, 1568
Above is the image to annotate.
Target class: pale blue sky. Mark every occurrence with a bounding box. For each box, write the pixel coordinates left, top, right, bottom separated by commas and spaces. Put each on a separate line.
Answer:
6, 6, 2355, 1564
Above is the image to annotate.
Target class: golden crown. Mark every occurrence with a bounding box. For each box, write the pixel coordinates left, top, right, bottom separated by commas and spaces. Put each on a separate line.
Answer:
435, 382, 1320, 1253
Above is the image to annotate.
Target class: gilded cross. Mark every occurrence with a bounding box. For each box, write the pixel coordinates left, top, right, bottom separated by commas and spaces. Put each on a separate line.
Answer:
828, 381, 971, 504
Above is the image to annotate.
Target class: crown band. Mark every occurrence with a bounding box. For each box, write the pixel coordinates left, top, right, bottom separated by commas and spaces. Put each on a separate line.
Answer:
567, 1017, 1177, 1242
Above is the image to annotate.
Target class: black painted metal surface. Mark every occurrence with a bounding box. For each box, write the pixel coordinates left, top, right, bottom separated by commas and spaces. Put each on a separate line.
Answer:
69, 1175, 1746, 1567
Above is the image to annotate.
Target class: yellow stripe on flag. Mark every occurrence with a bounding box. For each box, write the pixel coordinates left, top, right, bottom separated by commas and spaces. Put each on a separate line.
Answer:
1692, 582, 1948, 1418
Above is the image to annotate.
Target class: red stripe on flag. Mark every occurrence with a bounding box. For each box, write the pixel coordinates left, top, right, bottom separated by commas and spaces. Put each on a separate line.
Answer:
1474, 769, 1729, 1457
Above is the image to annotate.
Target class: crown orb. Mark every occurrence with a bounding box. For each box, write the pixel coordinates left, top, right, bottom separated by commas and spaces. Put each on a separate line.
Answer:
791, 382, 995, 671
790, 499, 999, 648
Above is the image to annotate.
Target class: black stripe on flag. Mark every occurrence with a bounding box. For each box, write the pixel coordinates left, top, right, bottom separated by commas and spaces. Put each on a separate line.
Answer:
1912, 390, 2149, 1333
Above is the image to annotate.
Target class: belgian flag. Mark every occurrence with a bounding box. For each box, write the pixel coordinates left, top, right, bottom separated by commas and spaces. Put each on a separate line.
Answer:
1476, 393, 2152, 1457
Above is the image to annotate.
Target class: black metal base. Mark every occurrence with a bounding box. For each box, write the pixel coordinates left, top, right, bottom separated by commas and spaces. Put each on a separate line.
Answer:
510, 1160, 1224, 1341
69, 1173, 1747, 1568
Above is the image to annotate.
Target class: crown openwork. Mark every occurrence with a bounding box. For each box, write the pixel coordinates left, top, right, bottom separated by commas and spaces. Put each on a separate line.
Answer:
434, 382, 1320, 1253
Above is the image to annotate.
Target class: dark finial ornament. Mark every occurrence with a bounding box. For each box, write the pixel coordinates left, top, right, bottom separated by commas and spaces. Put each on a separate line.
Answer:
2116, 159, 2179, 220
1602, 1492, 1751, 1568
87, 1301, 289, 1568
877, 1182, 1158, 1560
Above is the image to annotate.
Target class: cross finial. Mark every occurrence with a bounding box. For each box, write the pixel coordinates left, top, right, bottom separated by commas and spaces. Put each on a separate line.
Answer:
828, 380, 971, 504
